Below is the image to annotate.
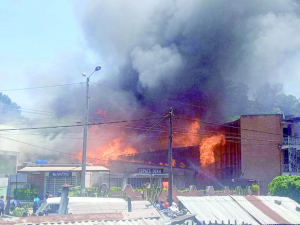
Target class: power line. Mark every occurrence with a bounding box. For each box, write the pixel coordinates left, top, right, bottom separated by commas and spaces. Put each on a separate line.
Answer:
175, 115, 283, 137
0, 135, 100, 161
0, 117, 163, 132
91, 113, 170, 162
0, 82, 84, 92
0, 114, 169, 163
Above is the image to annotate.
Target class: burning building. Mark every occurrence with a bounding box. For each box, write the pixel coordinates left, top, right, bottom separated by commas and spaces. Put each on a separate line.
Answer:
98, 114, 295, 194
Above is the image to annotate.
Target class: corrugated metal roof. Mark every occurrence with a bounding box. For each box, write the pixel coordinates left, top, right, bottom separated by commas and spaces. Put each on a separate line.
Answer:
177, 196, 260, 225
0, 213, 165, 225
14, 218, 165, 225
231, 196, 275, 225
68, 201, 161, 220
18, 166, 109, 172
256, 196, 300, 224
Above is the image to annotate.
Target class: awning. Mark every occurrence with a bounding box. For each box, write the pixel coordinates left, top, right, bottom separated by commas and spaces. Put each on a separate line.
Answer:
18, 166, 110, 173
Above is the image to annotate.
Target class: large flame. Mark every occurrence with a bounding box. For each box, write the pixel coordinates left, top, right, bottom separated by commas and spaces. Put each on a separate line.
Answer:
75, 138, 137, 165
101, 139, 137, 161
173, 121, 200, 147
200, 134, 225, 167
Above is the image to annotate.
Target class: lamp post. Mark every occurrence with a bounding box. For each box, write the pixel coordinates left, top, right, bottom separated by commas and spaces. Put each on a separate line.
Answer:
81, 65, 101, 195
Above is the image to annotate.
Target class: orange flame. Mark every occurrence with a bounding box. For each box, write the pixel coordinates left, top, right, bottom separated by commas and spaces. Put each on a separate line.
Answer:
179, 162, 186, 168
173, 121, 200, 147
75, 138, 137, 165
200, 134, 225, 167
172, 158, 176, 167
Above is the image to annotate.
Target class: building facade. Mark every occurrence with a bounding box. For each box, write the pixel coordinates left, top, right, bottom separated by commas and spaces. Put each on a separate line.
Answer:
94, 160, 196, 190
18, 163, 109, 198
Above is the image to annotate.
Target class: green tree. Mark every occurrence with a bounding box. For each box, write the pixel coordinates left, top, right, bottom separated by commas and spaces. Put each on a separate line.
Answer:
253, 83, 300, 116
268, 175, 300, 203
0, 92, 23, 123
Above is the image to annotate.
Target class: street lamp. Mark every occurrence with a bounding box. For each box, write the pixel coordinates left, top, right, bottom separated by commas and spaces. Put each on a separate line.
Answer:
81, 65, 101, 195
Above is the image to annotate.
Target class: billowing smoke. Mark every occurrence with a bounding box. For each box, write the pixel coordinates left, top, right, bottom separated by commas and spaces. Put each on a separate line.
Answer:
73, 0, 300, 120
5, 0, 300, 163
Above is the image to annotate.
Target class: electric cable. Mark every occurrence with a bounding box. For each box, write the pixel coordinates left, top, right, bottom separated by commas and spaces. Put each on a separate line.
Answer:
0, 82, 84, 92
91, 113, 170, 162
0, 117, 164, 132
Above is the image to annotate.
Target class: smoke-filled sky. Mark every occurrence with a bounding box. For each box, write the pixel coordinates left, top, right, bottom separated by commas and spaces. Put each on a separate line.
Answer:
2, 0, 300, 161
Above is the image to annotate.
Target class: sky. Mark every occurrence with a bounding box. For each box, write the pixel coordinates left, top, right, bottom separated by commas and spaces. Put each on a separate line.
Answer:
0, 0, 100, 111
2, 0, 300, 162
1, 0, 300, 112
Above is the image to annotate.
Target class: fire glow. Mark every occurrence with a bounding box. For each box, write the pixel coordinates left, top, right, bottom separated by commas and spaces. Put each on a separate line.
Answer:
173, 121, 200, 147
76, 109, 226, 170
200, 134, 225, 167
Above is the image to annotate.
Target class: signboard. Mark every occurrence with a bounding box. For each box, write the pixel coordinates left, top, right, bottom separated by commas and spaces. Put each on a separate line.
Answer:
49, 171, 72, 178
138, 168, 164, 174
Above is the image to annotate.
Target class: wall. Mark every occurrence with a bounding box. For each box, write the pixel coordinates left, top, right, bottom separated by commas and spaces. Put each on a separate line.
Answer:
27, 172, 45, 198
0, 150, 18, 175
240, 115, 282, 194
102, 161, 195, 189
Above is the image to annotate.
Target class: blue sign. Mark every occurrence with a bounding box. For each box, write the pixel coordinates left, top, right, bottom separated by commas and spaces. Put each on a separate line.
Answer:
35, 159, 48, 164
49, 171, 72, 178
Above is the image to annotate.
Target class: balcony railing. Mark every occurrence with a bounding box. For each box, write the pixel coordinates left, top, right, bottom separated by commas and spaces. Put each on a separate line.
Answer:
283, 164, 289, 172
282, 136, 300, 146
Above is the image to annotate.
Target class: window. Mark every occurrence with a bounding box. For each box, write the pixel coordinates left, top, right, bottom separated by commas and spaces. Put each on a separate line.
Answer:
44, 204, 59, 214
283, 150, 289, 164
128, 178, 150, 189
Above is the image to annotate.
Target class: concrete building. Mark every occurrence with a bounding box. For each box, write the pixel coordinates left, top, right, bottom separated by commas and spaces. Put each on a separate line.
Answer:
18, 163, 109, 198
219, 114, 283, 193
281, 116, 300, 174
94, 160, 196, 190
117, 114, 296, 194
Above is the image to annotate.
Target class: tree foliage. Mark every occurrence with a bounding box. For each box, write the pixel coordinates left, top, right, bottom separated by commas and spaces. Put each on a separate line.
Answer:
253, 83, 300, 116
13, 188, 38, 200
224, 82, 300, 122
0, 92, 23, 123
268, 175, 300, 203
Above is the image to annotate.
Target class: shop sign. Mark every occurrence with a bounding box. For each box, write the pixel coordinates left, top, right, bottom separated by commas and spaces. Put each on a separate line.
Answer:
138, 168, 164, 174
49, 171, 72, 177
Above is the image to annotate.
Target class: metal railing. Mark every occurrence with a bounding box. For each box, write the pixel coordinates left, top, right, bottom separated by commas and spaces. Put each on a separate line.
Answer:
282, 136, 300, 146
283, 164, 289, 172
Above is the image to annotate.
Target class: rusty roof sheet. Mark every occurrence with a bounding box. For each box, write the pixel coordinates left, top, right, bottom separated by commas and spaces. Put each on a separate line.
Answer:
231, 196, 300, 225
177, 196, 259, 225
256, 196, 300, 224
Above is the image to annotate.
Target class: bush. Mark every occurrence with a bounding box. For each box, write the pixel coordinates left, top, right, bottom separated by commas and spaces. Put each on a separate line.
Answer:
12, 204, 31, 217
133, 188, 143, 192
110, 187, 122, 191
13, 188, 38, 200
252, 184, 260, 192
177, 189, 189, 193
69, 186, 99, 197
69, 186, 81, 197
269, 175, 300, 203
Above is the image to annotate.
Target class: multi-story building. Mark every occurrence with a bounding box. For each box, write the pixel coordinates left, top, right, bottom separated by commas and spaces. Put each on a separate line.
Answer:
224, 114, 282, 194
281, 116, 300, 174
120, 114, 294, 194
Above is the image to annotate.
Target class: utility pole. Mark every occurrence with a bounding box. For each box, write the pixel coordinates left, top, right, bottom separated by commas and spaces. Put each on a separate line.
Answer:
81, 76, 90, 196
168, 108, 174, 205
81, 66, 101, 196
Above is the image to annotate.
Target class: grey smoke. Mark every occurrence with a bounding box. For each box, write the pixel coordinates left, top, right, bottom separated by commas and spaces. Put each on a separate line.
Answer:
79, 0, 300, 101
7, 0, 300, 162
